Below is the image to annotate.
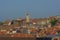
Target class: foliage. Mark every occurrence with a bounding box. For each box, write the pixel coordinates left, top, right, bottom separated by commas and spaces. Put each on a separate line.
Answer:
50, 19, 58, 26
0, 21, 4, 26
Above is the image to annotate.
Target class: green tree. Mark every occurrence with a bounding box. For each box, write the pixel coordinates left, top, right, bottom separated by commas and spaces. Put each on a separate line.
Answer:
50, 19, 58, 26
0, 21, 4, 26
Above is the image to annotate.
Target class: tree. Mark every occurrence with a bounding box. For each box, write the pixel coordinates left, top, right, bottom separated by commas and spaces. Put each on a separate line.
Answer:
0, 21, 4, 26
50, 19, 58, 27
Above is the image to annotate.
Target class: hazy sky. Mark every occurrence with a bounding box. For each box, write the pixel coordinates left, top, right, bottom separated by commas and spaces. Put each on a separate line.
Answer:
0, 0, 60, 21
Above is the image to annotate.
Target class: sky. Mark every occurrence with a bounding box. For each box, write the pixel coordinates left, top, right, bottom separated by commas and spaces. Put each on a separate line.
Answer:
0, 0, 60, 21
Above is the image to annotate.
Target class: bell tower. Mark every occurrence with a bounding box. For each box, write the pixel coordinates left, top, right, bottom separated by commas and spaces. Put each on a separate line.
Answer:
26, 12, 30, 23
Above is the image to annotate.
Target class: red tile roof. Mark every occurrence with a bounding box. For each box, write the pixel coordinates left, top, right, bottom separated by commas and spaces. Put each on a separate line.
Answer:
10, 33, 34, 37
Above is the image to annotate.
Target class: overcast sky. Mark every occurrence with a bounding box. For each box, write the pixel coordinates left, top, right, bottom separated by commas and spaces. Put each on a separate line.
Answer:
0, 0, 60, 21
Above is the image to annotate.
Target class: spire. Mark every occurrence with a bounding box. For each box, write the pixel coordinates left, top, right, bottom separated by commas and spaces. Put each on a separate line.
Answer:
26, 12, 30, 16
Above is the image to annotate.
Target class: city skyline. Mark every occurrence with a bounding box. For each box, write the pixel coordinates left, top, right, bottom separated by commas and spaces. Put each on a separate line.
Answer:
0, 0, 60, 21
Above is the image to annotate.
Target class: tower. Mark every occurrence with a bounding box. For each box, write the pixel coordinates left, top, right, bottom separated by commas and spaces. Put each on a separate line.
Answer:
26, 12, 30, 23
